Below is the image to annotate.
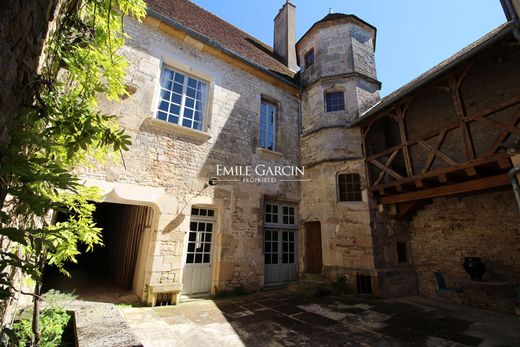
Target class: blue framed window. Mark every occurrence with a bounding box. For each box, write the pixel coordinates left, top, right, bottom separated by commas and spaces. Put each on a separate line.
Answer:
260, 100, 276, 151
156, 66, 207, 131
325, 92, 345, 112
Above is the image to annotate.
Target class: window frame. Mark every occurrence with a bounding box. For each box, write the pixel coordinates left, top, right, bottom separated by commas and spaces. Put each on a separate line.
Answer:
185, 207, 217, 265
325, 91, 346, 113
337, 173, 363, 202
259, 99, 277, 151
264, 202, 297, 228
304, 48, 315, 69
155, 65, 209, 131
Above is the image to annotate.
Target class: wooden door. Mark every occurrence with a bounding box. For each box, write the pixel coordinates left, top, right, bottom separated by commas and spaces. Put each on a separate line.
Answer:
305, 222, 322, 273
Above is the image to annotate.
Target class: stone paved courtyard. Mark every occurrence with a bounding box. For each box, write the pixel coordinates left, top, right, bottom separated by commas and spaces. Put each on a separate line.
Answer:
121, 290, 520, 347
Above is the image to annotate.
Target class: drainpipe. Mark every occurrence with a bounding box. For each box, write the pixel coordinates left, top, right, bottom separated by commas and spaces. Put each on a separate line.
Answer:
501, 0, 520, 41
508, 139, 520, 212
508, 166, 520, 212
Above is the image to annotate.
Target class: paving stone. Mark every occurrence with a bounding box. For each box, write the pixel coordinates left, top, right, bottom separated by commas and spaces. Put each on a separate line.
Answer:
434, 330, 483, 346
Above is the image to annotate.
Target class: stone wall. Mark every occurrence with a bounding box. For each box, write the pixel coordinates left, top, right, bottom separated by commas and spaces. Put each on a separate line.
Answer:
299, 160, 374, 274
0, 0, 57, 149
83, 16, 300, 300
409, 190, 520, 298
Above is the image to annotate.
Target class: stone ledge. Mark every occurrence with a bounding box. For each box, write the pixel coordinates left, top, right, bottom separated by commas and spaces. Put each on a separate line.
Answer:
148, 283, 182, 293
143, 117, 212, 142
256, 147, 283, 159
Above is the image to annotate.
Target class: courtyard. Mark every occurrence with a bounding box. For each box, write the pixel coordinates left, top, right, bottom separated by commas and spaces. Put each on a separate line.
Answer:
121, 290, 520, 347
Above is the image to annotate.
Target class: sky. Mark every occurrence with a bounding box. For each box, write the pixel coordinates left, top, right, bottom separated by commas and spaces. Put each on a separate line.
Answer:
191, 0, 506, 96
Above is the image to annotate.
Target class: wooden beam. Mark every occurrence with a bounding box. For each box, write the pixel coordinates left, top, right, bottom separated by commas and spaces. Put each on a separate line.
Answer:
369, 158, 404, 181
374, 149, 400, 186
396, 105, 414, 177
418, 140, 458, 166
380, 174, 510, 205
448, 75, 476, 160
498, 156, 512, 170
465, 167, 477, 177
422, 131, 447, 173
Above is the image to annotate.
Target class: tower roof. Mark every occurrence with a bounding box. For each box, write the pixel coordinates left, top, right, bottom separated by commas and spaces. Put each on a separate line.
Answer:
297, 13, 377, 49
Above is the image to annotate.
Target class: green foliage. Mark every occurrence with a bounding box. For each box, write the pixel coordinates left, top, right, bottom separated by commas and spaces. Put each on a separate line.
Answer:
0, 0, 146, 336
11, 291, 76, 347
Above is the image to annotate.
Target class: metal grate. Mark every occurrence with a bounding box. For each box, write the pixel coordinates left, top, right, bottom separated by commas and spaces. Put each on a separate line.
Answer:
155, 292, 173, 306
356, 274, 373, 294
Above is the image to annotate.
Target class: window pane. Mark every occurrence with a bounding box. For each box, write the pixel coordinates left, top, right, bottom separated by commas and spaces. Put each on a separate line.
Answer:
174, 73, 185, 83
338, 174, 362, 201
156, 67, 206, 130
157, 112, 167, 121
203, 254, 210, 263
259, 101, 276, 150
186, 254, 194, 263
326, 92, 345, 112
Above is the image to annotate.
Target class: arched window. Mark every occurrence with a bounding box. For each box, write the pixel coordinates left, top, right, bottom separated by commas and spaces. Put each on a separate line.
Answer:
337, 173, 362, 201
325, 91, 345, 112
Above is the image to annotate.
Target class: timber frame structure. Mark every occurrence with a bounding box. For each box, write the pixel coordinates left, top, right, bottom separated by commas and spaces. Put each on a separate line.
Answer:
358, 23, 520, 212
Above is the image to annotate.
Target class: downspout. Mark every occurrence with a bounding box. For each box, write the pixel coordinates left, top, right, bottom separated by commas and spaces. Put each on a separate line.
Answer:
508, 140, 520, 212
501, 0, 520, 41
508, 166, 520, 212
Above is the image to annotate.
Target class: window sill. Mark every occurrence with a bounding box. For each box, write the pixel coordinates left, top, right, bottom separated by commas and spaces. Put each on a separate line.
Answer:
256, 147, 283, 159
143, 118, 212, 142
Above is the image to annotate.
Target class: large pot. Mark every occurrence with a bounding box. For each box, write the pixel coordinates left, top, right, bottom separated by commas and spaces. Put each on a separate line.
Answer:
461, 257, 486, 281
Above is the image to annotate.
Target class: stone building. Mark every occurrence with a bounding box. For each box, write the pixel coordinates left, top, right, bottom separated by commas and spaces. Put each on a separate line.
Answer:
43, 0, 520, 310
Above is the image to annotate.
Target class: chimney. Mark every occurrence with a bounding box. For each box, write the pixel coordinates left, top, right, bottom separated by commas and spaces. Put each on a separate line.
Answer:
274, 1, 297, 71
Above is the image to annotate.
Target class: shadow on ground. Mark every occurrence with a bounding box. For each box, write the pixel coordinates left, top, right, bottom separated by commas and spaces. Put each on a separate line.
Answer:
122, 290, 520, 347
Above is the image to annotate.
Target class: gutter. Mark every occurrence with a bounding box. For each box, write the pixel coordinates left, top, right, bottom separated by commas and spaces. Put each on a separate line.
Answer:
146, 9, 300, 91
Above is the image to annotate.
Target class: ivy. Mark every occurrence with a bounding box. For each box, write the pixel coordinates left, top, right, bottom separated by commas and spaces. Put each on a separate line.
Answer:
0, 0, 146, 343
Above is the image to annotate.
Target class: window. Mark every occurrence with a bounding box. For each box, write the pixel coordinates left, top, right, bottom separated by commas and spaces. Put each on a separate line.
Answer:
397, 242, 408, 263
185, 207, 216, 264
265, 203, 296, 226
338, 173, 362, 202
260, 100, 276, 151
156, 66, 208, 131
325, 91, 345, 112
304, 49, 315, 68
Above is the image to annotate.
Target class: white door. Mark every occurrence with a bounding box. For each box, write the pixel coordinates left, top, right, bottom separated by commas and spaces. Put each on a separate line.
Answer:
182, 210, 215, 296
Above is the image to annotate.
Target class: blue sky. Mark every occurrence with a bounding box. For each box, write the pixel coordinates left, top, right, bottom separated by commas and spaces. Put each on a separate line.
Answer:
191, 0, 506, 96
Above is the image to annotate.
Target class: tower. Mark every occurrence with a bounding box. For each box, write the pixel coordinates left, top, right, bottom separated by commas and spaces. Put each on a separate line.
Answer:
297, 13, 381, 287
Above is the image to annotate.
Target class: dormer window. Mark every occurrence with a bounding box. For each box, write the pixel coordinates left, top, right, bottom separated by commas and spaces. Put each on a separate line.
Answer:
304, 49, 315, 68
325, 91, 345, 112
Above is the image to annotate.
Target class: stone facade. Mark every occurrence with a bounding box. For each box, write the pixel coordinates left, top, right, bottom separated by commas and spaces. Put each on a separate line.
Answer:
409, 190, 520, 299
297, 15, 383, 293
83, 15, 300, 303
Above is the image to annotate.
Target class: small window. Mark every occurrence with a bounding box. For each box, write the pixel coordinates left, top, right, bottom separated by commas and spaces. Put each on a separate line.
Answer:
338, 174, 362, 202
325, 92, 345, 112
191, 207, 216, 218
304, 49, 315, 68
156, 66, 208, 131
397, 242, 408, 263
260, 100, 276, 151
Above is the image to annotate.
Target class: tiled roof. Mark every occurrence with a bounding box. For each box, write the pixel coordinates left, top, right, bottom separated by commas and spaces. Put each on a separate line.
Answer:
146, 0, 297, 83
